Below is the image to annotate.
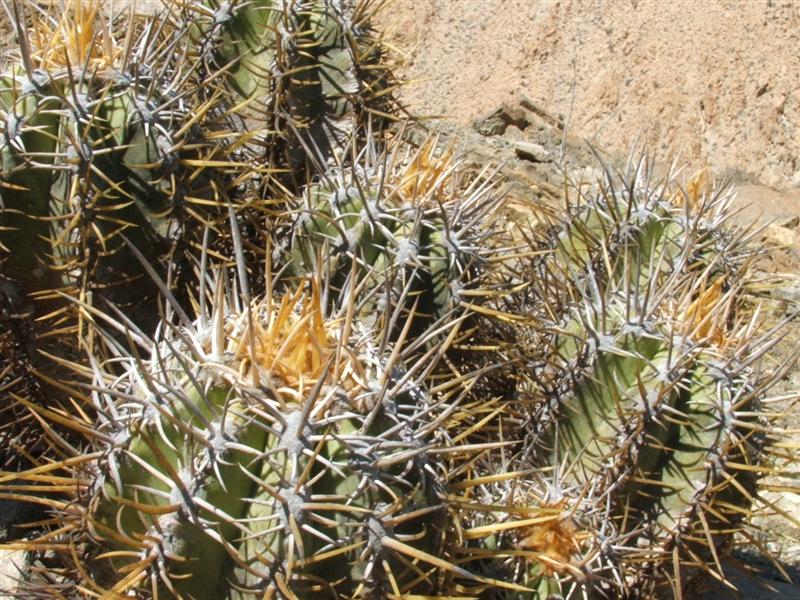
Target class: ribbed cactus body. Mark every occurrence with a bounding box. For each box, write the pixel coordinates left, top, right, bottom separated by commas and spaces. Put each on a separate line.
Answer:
283, 142, 487, 334
551, 306, 752, 522
201, 0, 279, 102
285, 0, 362, 153
190, 0, 394, 179
513, 167, 768, 597
528, 319, 756, 597
0, 65, 198, 328
555, 182, 714, 296
288, 181, 388, 278
226, 410, 441, 598
94, 383, 265, 599
0, 73, 60, 289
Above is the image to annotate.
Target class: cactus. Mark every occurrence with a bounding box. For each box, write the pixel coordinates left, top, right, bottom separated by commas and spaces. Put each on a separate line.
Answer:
1, 0, 399, 330
185, 0, 398, 184
0, 1, 260, 545
2, 149, 795, 599
280, 0, 391, 165
379, 163, 789, 600
553, 164, 742, 292
497, 164, 786, 598
2, 260, 486, 598
0, 5, 795, 597
528, 298, 760, 597
194, 0, 279, 103
0, 1, 226, 332
281, 137, 505, 337
0, 135, 528, 598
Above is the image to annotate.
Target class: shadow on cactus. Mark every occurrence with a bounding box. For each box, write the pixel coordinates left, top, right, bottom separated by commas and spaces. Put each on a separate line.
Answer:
0, 290, 85, 530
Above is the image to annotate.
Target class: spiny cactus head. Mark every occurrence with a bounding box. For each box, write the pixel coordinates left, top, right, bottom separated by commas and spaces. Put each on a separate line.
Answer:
281, 134, 508, 345
1, 247, 479, 598
25, 0, 120, 72
81, 276, 351, 598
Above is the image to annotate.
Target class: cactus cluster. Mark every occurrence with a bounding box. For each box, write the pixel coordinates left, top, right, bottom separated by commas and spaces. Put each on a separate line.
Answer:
1, 2, 796, 599
62, 274, 464, 598
0, 0, 228, 330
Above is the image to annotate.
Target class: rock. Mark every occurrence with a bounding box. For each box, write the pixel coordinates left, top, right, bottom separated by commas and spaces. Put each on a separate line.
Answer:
731, 185, 800, 229
502, 124, 526, 141
519, 95, 566, 131
473, 103, 530, 136
0, 549, 26, 594
514, 141, 552, 163
764, 223, 800, 247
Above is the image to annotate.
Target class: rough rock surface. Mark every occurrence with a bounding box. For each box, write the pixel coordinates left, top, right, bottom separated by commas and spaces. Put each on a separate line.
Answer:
379, 0, 800, 188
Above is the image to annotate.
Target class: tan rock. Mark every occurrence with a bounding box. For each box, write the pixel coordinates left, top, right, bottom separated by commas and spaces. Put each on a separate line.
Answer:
764, 224, 800, 248
0, 549, 26, 594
